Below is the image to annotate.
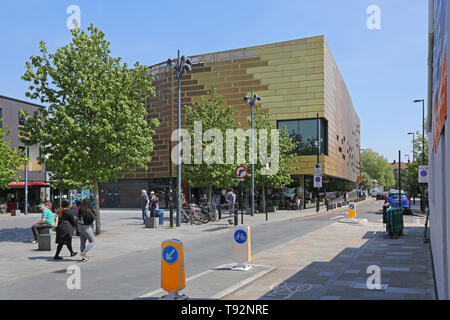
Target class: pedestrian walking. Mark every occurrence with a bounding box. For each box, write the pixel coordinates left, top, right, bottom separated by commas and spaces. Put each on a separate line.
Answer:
141, 190, 150, 224
31, 203, 54, 244
54, 200, 77, 260
77, 198, 96, 262
73, 200, 81, 217
149, 191, 158, 217
226, 188, 236, 216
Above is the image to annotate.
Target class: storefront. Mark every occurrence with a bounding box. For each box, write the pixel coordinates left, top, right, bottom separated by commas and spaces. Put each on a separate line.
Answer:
0, 181, 49, 212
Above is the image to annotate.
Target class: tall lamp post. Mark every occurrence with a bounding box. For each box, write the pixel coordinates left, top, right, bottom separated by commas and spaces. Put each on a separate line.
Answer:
359, 148, 365, 200
167, 51, 192, 227
407, 132, 416, 204
24, 146, 29, 215
407, 132, 415, 162
244, 92, 261, 217
413, 99, 425, 213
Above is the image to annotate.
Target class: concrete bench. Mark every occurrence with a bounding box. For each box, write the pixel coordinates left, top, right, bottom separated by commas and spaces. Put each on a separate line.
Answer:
38, 231, 55, 251
145, 217, 158, 229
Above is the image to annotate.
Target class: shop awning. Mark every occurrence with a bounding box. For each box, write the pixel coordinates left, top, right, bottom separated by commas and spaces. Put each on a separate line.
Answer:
7, 181, 50, 188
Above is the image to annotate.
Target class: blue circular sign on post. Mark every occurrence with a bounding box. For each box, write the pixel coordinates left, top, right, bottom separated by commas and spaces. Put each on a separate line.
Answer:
315, 177, 321, 182
162, 245, 178, 264
420, 170, 428, 177
234, 230, 247, 244
349, 204, 355, 210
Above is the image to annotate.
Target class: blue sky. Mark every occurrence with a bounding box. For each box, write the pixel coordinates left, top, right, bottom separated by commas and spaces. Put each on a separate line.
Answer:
0, 0, 428, 163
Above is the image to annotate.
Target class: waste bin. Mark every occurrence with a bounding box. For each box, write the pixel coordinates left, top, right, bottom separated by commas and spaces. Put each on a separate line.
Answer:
386, 207, 404, 238
154, 209, 165, 225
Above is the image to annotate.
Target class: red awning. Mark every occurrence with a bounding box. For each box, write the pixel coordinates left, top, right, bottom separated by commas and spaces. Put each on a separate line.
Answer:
7, 181, 50, 187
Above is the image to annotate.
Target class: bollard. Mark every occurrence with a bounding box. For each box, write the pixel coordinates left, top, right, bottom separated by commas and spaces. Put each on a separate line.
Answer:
348, 202, 356, 218
231, 225, 251, 271
160, 239, 187, 300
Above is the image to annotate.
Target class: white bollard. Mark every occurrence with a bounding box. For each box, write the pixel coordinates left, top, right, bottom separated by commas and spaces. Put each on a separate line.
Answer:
231, 225, 251, 271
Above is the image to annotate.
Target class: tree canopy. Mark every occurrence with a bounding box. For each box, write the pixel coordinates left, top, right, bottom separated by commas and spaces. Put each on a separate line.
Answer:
360, 149, 395, 189
19, 24, 160, 233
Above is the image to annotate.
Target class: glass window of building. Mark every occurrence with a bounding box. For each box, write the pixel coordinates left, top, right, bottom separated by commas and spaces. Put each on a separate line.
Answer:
278, 118, 328, 156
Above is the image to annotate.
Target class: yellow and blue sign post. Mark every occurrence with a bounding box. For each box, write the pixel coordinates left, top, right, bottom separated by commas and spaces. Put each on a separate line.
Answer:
160, 239, 187, 300
232, 225, 251, 271
348, 202, 356, 218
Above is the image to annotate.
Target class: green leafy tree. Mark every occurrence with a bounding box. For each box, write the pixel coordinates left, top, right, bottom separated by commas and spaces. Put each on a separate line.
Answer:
360, 149, 395, 189
360, 171, 372, 191
411, 129, 428, 165
183, 87, 239, 201
248, 106, 298, 209
19, 25, 160, 234
0, 122, 28, 189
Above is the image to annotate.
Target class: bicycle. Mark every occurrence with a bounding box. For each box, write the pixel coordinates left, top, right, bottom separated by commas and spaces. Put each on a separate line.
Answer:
182, 203, 203, 225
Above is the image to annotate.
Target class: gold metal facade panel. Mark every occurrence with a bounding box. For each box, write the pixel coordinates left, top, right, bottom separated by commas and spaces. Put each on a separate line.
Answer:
124, 36, 358, 183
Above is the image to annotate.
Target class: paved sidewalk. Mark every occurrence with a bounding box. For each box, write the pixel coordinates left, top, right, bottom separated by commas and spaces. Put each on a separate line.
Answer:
0, 199, 373, 284
222, 214, 435, 300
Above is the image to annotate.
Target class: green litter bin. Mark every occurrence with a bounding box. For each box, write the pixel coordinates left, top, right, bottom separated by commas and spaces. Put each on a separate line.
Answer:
387, 207, 404, 238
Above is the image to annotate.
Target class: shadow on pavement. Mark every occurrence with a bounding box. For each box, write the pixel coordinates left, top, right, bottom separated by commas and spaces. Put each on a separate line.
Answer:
0, 227, 33, 243
254, 227, 433, 300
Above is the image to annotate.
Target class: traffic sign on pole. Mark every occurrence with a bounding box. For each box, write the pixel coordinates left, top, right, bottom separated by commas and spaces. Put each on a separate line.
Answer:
235, 166, 248, 180
418, 165, 428, 184
314, 164, 322, 188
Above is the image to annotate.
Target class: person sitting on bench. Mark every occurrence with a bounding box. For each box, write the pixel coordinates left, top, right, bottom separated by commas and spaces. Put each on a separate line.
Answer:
31, 203, 54, 244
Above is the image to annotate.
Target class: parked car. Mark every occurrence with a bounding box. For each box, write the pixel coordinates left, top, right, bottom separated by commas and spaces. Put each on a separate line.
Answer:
377, 191, 388, 201
387, 190, 412, 215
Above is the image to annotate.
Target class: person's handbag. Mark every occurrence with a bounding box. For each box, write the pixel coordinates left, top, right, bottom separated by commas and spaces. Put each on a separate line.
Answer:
52, 213, 59, 231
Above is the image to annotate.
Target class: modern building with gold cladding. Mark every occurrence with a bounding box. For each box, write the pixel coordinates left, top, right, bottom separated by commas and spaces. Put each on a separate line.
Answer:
99, 35, 360, 208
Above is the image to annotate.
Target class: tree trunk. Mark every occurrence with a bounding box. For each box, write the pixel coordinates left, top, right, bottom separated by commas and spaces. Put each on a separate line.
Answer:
208, 185, 213, 203
93, 181, 101, 235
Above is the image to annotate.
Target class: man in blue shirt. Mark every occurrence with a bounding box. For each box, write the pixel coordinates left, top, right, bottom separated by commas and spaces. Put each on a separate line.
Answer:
31, 203, 54, 243
141, 190, 150, 225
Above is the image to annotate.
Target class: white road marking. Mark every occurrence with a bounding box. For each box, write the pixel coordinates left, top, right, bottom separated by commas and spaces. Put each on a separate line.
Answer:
330, 215, 344, 220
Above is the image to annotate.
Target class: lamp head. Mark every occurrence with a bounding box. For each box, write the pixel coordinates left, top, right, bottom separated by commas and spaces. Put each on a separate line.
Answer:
243, 96, 250, 103
167, 58, 176, 70
186, 57, 192, 65
413, 99, 423, 103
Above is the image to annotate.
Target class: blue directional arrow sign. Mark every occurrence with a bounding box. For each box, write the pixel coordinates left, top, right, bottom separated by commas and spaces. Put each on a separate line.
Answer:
162, 245, 178, 264
349, 204, 355, 210
234, 229, 247, 244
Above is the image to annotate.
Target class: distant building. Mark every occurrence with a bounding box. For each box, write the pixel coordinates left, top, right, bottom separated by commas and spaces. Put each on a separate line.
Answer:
0, 95, 49, 212
391, 160, 408, 181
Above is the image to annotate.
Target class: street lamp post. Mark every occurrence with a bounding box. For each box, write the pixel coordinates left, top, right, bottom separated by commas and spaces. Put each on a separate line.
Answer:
167, 51, 192, 227
359, 148, 365, 200
244, 92, 261, 217
407, 132, 415, 162
407, 132, 416, 204
24, 146, 29, 215
413, 99, 425, 213
316, 113, 320, 213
